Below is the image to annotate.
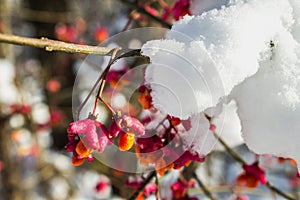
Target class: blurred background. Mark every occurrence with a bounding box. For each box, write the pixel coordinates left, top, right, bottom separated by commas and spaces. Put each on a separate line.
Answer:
0, 1, 143, 199
0, 0, 299, 199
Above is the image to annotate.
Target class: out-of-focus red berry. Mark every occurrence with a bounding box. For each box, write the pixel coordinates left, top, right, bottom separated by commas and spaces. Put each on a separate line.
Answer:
209, 124, 216, 132
237, 161, 266, 188
94, 27, 109, 42
162, 0, 191, 21
95, 179, 109, 193
10, 104, 31, 114
125, 176, 143, 188
144, 183, 157, 197
172, 0, 191, 20
138, 85, 152, 109
46, 79, 61, 93
171, 179, 195, 199
0, 161, 4, 171
278, 157, 297, 166
144, 4, 159, 16
50, 110, 64, 125
55, 24, 77, 42
181, 118, 192, 131
167, 115, 181, 126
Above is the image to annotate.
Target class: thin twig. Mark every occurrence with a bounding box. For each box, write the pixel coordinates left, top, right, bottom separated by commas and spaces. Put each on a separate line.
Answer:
76, 48, 119, 119
122, 15, 133, 32
192, 172, 216, 200
75, 72, 105, 120
0, 33, 114, 55
128, 171, 156, 200
189, 185, 300, 196
266, 182, 296, 200
120, 0, 172, 28
154, 116, 168, 130
212, 131, 246, 165
155, 173, 160, 200
75, 49, 143, 119
92, 48, 121, 115
211, 130, 296, 200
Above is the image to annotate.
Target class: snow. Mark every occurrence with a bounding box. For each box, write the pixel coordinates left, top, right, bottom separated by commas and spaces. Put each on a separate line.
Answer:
180, 113, 216, 156
211, 100, 243, 151
231, 31, 300, 171
142, 0, 293, 119
142, 0, 300, 170
179, 100, 243, 155
290, 0, 300, 42
142, 39, 223, 119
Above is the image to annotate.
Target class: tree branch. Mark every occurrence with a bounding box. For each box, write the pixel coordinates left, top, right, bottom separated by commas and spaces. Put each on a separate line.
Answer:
192, 172, 216, 200
0, 33, 114, 55
212, 131, 296, 200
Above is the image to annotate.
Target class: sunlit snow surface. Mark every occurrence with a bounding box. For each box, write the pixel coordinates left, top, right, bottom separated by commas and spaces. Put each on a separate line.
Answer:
142, 0, 300, 170
142, 39, 223, 119
211, 100, 243, 151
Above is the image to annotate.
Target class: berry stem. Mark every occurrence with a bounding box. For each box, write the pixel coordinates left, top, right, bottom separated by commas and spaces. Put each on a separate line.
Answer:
92, 48, 120, 116
76, 71, 105, 120
76, 49, 142, 119
154, 116, 168, 130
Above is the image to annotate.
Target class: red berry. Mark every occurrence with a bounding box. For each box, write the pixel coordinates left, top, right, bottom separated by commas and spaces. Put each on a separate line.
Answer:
119, 132, 135, 151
